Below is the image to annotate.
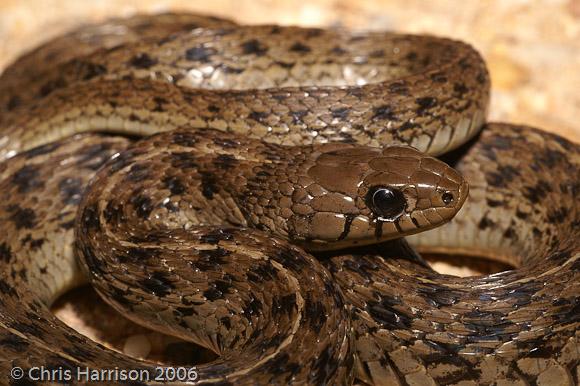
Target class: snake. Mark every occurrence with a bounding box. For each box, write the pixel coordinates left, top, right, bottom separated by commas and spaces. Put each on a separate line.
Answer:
0, 12, 577, 386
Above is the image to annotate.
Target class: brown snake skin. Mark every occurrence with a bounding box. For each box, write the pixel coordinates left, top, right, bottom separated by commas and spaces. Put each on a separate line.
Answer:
0, 12, 578, 386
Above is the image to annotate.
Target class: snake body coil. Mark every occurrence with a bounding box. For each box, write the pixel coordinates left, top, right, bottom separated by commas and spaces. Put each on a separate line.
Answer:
0, 13, 577, 386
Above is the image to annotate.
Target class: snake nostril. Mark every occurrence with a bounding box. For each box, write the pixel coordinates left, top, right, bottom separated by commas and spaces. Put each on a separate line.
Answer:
442, 192, 454, 205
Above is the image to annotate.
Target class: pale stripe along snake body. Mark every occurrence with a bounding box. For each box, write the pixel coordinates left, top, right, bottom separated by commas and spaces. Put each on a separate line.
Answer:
0, 13, 577, 386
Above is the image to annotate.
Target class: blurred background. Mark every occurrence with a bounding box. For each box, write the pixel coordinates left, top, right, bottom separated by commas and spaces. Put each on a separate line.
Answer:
0, 0, 578, 142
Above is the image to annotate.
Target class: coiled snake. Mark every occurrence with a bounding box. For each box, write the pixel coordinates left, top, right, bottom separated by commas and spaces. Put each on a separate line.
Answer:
0, 13, 578, 386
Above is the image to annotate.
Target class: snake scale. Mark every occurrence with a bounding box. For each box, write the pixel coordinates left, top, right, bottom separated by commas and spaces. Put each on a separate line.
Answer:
0, 12, 578, 386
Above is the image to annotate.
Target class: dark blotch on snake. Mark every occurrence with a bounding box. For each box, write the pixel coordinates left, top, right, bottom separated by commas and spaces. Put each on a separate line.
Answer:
222, 65, 244, 74
372, 105, 398, 121
369, 49, 384, 58
241, 297, 263, 319
77, 142, 120, 171
177, 307, 195, 317
478, 217, 494, 230
289, 42, 311, 53
0, 280, 17, 296
400, 121, 419, 131
185, 45, 215, 62
549, 249, 572, 263
24, 141, 62, 159
191, 248, 231, 271
6, 95, 20, 110
125, 164, 151, 182
152, 96, 167, 112
8, 321, 45, 338
170, 152, 198, 170
207, 105, 220, 113
172, 131, 197, 147
265, 353, 301, 380
388, 80, 409, 95
454, 82, 469, 96
523, 180, 552, 204
547, 207, 568, 224
74, 60, 108, 80
486, 198, 503, 207
59, 219, 75, 230
129, 53, 158, 69
63, 345, 98, 362
12, 165, 43, 193
58, 177, 83, 205
503, 227, 516, 239
272, 293, 296, 317
515, 209, 529, 220
366, 299, 413, 329
291, 110, 308, 124
275, 61, 294, 69
246, 262, 278, 284
215, 154, 238, 169
331, 107, 350, 119
0, 334, 29, 352
198, 247, 231, 260
140, 271, 175, 297
103, 201, 124, 224
241, 39, 268, 56
118, 247, 157, 263
220, 317, 231, 328
486, 165, 520, 188
430, 72, 448, 83
203, 286, 224, 301
330, 46, 347, 55
163, 175, 186, 195
262, 335, 285, 351
212, 137, 239, 149
29, 238, 44, 250
0, 243, 12, 263
130, 194, 154, 219
7, 205, 37, 230
199, 171, 218, 199
305, 297, 327, 332
248, 111, 269, 123
304, 28, 323, 38
110, 287, 134, 307
199, 228, 235, 244
342, 258, 379, 281
311, 345, 342, 386
213, 278, 234, 294
272, 247, 308, 272
39, 77, 67, 97
417, 284, 460, 307
415, 96, 438, 114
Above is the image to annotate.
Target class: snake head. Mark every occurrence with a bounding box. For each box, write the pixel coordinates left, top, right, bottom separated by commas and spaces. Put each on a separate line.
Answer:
298, 144, 468, 250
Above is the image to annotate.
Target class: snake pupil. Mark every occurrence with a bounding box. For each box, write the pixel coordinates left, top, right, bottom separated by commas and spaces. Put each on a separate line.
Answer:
366, 186, 406, 221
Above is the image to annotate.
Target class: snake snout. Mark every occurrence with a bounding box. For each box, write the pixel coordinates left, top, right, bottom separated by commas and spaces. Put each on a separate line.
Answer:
436, 170, 469, 211
452, 175, 469, 210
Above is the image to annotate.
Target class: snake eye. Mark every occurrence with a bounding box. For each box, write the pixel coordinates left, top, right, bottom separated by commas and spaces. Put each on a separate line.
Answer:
366, 186, 407, 221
